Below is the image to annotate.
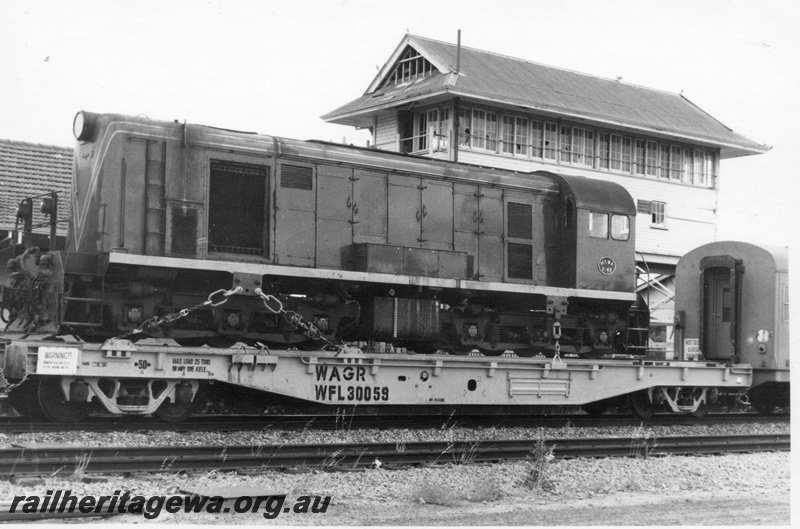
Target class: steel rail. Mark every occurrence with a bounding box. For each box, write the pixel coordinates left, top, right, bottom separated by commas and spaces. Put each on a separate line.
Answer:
0, 412, 787, 434
0, 434, 789, 477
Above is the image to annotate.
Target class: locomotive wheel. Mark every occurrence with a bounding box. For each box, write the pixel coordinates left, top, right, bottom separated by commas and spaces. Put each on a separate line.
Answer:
629, 390, 654, 420
155, 401, 193, 423
37, 377, 88, 423
7, 380, 44, 418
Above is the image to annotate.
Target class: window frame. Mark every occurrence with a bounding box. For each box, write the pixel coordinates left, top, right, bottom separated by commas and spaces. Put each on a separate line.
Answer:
501, 115, 515, 154
645, 141, 659, 176
598, 133, 610, 170
650, 201, 667, 229
530, 120, 543, 158
515, 116, 529, 156
621, 137, 632, 172
471, 109, 486, 150
610, 214, 630, 241
633, 139, 646, 175
669, 145, 682, 180
560, 126, 572, 163
505, 200, 535, 281
588, 211, 610, 239
543, 122, 557, 160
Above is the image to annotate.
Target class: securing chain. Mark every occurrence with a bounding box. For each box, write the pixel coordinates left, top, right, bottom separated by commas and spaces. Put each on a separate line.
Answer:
552, 321, 562, 361
118, 286, 243, 338
254, 288, 342, 351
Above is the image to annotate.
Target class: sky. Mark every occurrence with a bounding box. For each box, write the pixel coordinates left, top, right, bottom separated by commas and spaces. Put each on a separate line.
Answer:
1, 0, 797, 252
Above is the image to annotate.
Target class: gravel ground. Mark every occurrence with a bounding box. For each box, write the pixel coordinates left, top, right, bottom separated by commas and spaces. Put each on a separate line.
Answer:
0, 452, 789, 524
0, 421, 788, 449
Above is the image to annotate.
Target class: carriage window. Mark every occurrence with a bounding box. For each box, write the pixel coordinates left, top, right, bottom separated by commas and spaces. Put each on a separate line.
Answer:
589, 212, 608, 239
611, 215, 630, 241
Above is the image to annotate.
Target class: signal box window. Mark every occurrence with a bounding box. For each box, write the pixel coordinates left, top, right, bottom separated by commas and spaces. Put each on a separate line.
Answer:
611, 215, 630, 241
208, 160, 268, 255
506, 202, 533, 279
650, 201, 666, 228
588, 212, 608, 239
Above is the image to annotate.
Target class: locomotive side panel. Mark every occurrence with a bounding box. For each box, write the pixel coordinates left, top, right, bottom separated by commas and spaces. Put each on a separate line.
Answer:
275, 162, 316, 265
351, 169, 388, 245
315, 164, 354, 269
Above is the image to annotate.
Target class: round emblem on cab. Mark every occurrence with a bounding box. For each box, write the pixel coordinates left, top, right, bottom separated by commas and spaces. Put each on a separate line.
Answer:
598, 257, 616, 275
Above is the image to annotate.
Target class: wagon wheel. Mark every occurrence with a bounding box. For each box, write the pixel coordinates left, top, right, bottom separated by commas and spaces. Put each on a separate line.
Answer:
749, 391, 779, 415
690, 401, 708, 418
37, 377, 88, 423
155, 401, 194, 423
629, 390, 654, 420
582, 401, 609, 416
7, 380, 44, 419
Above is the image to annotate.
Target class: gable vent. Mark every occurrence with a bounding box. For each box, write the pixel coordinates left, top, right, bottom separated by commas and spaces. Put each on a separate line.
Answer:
379, 45, 436, 89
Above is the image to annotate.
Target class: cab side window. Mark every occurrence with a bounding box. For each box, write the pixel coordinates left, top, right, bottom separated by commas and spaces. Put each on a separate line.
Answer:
588, 212, 608, 239
611, 215, 630, 241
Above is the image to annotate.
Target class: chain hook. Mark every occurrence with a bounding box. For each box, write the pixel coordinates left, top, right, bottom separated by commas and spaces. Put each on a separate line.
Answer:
207, 286, 243, 307
254, 288, 284, 314
552, 321, 562, 361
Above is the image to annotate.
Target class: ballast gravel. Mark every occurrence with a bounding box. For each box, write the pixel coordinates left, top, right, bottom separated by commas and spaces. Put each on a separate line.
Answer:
0, 420, 788, 449
0, 451, 789, 524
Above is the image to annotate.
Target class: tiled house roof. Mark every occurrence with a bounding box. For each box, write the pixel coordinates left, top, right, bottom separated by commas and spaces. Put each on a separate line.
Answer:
0, 139, 72, 234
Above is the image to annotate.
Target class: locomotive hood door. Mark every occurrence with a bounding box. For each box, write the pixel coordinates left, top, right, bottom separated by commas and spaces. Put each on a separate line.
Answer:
700, 255, 742, 361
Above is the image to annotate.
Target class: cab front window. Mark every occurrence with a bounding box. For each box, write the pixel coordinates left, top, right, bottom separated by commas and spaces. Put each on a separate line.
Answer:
588, 212, 608, 239
611, 214, 630, 241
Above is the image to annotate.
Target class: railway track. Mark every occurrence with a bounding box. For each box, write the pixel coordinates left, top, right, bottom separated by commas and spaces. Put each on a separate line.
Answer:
1, 433, 789, 477
0, 412, 786, 434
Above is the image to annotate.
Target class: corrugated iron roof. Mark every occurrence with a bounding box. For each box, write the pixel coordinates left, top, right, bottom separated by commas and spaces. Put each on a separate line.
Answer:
0, 139, 72, 234
324, 34, 768, 158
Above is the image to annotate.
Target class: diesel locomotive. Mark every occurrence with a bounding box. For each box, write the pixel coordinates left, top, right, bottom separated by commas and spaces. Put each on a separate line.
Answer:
0, 112, 771, 421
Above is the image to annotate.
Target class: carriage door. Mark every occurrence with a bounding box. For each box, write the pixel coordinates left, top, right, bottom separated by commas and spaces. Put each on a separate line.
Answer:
702, 266, 735, 360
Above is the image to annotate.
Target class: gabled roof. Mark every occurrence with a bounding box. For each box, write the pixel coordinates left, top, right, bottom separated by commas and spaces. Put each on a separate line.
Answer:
0, 139, 72, 233
323, 34, 769, 158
